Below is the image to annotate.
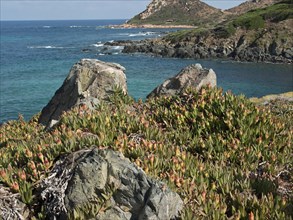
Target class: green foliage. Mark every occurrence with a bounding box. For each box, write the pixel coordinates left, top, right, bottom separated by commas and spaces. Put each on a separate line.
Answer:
164, 28, 209, 43
163, 0, 293, 43
233, 0, 293, 30
213, 23, 236, 38
257, 0, 293, 22
19, 181, 34, 205
0, 87, 292, 219
233, 15, 265, 30
108, 85, 134, 106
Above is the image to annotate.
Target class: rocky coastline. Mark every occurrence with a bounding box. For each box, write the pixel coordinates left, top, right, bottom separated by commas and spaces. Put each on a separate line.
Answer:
108, 0, 293, 64
108, 23, 196, 29
107, 22, 293, 64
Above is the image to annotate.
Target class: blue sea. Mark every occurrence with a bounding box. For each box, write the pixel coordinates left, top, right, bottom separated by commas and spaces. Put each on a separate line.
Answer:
0, 19, 292, 123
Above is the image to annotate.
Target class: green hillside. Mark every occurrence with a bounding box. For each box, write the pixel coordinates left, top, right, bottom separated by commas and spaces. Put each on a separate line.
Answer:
127, 0, 223, 26
165, 0, 293, 41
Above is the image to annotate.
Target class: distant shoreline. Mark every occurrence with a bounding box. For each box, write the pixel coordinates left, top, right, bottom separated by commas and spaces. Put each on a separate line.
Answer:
108, 23, 196, 29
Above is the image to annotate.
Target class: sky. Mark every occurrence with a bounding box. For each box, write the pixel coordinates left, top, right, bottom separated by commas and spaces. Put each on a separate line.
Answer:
0, 0, 247, 21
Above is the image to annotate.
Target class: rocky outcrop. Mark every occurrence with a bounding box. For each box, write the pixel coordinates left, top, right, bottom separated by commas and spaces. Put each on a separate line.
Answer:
127, 0, 223, 26
39, 148, 183, 220
116, 18, 293, 63
38, 59, 127, 126
116, 0, 293, 64
147, 64, 216, 98
138, 0, 169, 20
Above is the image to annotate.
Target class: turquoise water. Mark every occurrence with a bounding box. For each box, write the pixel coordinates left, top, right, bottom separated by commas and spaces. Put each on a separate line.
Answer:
1, 20, 292, 123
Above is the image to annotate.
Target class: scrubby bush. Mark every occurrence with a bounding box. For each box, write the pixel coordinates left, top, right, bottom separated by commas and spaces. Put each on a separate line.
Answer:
213, 23, 236, 38
232, 0, 293, 30
164, 28, 209, 43
0, 87, 292, 219
233, 15, 265, 30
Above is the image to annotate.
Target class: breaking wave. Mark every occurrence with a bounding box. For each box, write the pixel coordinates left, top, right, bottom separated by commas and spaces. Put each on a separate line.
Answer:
27, 45, 72, 49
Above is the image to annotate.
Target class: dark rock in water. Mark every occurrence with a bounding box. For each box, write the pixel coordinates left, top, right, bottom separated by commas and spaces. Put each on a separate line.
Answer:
81, 48, 92, 53
147, 64, 216, 98
104, 40, 134, 46
38, 59, 127, 126
39, 148, 183, 220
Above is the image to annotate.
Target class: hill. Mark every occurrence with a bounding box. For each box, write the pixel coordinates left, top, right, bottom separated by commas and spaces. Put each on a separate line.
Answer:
126, 0, 283, 26
127, 0, 224, 26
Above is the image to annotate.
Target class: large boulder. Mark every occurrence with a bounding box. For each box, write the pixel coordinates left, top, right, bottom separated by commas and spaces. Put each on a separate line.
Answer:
147, 64, 216, 98
39, 148, 183, 220
38, 59, 127, 126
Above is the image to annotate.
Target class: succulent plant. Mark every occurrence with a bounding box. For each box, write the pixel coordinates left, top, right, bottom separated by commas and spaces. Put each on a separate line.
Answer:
0, 87, 292, 219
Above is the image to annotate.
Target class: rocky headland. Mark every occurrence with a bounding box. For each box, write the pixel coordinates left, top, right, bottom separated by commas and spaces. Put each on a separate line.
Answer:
109, 0, 293, 63
119, 21, 292, 63
126, 0, 224, 27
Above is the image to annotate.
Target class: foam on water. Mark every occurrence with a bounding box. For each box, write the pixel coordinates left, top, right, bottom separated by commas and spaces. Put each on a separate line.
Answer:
129, 31, 157, 37
27, 45, 68, 49
91, 43, 104, 47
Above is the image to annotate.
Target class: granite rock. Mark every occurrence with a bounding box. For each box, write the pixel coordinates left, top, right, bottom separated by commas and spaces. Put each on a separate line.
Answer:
38, 59, 127, 126
147, 64, 216, 98
39, 148, 183, 220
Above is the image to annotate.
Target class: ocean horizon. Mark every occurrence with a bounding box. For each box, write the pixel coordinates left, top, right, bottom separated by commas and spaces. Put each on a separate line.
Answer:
1, 19, 292, 123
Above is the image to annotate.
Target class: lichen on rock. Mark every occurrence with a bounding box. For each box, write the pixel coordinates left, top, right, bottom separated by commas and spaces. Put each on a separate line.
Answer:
38, 148, 183, 220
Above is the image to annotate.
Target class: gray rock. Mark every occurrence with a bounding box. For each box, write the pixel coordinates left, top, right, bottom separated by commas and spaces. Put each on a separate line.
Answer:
147, 64, 217, 98
174, 46, 194, 58
283, 48, 293, 59
38, 59, 127, 126
39, 149, 183, 220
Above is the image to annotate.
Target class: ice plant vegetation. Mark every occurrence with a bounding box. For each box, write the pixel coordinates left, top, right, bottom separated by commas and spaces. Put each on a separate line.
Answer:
0, 87, 292, 219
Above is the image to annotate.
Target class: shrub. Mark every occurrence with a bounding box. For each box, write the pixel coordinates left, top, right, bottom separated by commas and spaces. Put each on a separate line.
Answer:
233, 0, 293, 30
233, 15, 265, 30
0, 87, 292, 219
213, 23, 236, 38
